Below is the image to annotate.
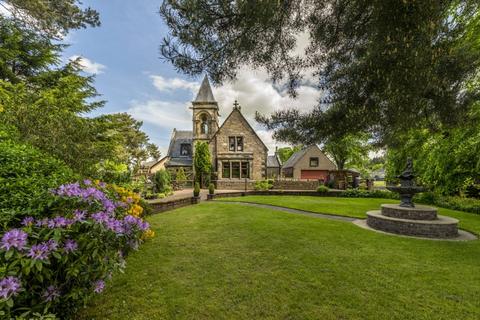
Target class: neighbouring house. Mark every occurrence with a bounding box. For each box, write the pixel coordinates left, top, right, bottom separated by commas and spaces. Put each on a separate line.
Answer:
266, 152, 282, 179
282, 145, 337, 181
164, 76, 268, 189
137, 156, 169, 178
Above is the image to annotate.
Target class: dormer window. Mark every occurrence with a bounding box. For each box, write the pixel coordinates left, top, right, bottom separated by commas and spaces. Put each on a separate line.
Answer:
229, 136, 243, 152
180, 143, 191, 156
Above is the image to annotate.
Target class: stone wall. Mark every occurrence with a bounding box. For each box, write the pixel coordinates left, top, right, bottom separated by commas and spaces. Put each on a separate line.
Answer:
216, 179, 256, 190
149, 197, 198, 213
272, 180, 320, 190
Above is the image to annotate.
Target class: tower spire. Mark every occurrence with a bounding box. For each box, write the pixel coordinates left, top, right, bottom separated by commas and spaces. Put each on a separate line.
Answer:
194, 75, 216, 104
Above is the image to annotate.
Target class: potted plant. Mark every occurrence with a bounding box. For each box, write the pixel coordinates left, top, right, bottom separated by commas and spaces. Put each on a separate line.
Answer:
192, 182, 201, 204
207, 183, 215, 200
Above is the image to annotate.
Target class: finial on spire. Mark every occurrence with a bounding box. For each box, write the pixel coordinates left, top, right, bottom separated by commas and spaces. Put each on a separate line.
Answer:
233, 100, 241, 110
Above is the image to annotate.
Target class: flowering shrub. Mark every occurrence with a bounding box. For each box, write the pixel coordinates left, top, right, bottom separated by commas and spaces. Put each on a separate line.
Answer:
0, 180, 154, 319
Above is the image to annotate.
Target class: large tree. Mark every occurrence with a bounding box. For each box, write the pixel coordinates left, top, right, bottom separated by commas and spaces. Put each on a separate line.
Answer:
160, 0, 480, 146
0, 0, 100, 39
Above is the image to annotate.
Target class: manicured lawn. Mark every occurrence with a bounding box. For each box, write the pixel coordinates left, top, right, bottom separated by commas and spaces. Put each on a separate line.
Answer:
78, 200, 480, 319
218, 195, 480, 234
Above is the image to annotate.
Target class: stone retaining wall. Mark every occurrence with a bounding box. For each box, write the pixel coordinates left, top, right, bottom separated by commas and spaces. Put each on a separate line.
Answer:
216, 180, 256, 190
149, 197, 198, 213
272, 180, 320, 190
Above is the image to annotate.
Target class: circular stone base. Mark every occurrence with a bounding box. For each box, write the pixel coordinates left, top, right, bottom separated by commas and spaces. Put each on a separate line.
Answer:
366, 210, 459, 239
354, 219, 476, 241
381, 204, 437, 220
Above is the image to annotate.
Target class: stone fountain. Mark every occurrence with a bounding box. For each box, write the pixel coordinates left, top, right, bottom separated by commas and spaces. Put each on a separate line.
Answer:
366, 158, 459, 238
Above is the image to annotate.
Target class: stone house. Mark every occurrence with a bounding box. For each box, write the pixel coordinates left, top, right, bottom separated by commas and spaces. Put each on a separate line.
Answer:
266, 152, 282, 179
282, 145, 337, 181
164, 76, 269, 189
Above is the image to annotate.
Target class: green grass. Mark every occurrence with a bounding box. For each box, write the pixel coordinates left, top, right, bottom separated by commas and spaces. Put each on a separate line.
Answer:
218, 195, 480, 234
79, 200, 480, 320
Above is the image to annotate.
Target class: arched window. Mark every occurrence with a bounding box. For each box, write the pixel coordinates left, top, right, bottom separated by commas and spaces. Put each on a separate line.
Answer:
200, 114, 209, 134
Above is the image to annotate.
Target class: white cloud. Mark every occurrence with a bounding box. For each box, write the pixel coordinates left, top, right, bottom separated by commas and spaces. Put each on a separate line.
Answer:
150, 75, 199, 94
69, 55, 106, 74
127, 99, 191, 130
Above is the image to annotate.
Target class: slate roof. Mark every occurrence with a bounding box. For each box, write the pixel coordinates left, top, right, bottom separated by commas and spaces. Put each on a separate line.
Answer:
267, 155, 281, 168
194, 75, 217, 104
282, 147, 310, 168
166, 129, 193, 167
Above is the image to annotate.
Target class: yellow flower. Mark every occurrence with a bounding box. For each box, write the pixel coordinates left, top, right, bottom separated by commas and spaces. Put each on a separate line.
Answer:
142, 229, 155, 239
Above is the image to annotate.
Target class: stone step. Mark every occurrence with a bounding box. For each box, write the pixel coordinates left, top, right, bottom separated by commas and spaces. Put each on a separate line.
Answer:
366, 210, 459, 238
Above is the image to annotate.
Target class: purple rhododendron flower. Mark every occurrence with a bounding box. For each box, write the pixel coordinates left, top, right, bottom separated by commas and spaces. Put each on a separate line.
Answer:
93, 280, 105, 293
43, 285, 60, 301
27, 243, 50, 260
1, 229, 28, 251
73, 210, 86, 222
83, 179, 92, 185
21, 217, 34, 226
0, 276, 21, 299
53, 216, 71, 228
123, 215, 149, 232
92, 212, 109, 224
105, 218, 124, 234
46, 239, 58, 251
63, 239, 78, 253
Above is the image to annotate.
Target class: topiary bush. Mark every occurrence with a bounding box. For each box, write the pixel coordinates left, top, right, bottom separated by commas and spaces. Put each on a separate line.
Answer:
254, 180, 272, 191
0, 139, 77, 229
0, 180, 154, 319
193, 182, 200, 197
317, 185, 330, 193
208, 183, 215, 195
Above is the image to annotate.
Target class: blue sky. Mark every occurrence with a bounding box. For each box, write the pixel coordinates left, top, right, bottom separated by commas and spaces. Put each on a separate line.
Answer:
62, 1, 321, 156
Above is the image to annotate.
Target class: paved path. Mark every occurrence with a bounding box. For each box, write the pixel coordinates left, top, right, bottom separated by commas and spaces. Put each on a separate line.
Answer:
215, 201, 356, 222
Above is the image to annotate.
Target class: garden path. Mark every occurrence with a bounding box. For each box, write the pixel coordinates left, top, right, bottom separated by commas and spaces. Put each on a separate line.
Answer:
215, 201, 356, 222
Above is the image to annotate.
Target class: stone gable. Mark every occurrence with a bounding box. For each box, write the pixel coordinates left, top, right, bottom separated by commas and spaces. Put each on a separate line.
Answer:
210, 108, 267, 181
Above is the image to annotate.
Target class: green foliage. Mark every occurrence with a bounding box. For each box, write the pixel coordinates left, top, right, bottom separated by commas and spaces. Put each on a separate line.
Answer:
193, 182, 200, 197
316, 185, 330, 193
1, 0, 100, 39
0, 17, 61, 83
160, 1, 480, 146
339, 189, 398, 200
0, 18, 158, 178
208, 183, 215, 195
193, 141, 212, 186
152, 170, 171, 194
415, 192, 480, 215
385, 106, 480, 195
276, 145, 302, 164
0, 137, 76, 228
254, 180, 273, 191
175, 167, 187, 189
323, 134, 370, 171
94, 160, 131, 185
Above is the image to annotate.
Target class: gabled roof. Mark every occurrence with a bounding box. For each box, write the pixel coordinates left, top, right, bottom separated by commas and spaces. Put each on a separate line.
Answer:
282, 147, 310, 168
267, 155, 281, 168
210, 107, 268, 151
166, 129, 193, 159
194, 75, 216, 104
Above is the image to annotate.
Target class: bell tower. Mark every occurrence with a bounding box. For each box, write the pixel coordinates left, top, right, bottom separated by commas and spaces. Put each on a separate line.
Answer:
191, 75, 219, 143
